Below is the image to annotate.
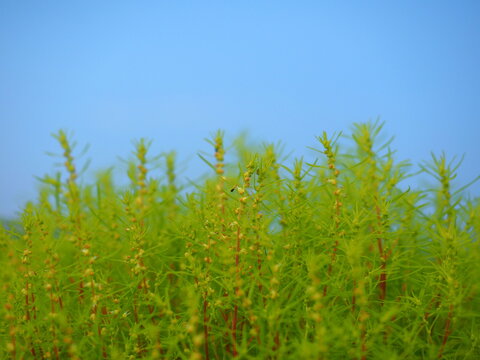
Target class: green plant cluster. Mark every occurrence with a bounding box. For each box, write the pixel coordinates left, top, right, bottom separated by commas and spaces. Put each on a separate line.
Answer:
1, 122, 479, 359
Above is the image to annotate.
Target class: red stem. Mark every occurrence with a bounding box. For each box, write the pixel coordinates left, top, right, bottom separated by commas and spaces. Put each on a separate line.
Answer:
361, 328, 367, 360
273, 332, 280, 352
438, 304, 454, 359
323, 239, 339, 296
232, 305, 238, 357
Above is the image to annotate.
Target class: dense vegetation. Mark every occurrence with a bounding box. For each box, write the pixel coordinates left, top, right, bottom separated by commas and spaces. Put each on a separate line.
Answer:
1, 122, 479, 359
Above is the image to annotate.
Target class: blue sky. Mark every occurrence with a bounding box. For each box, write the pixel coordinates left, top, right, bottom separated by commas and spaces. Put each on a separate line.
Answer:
1, 1, 479, 218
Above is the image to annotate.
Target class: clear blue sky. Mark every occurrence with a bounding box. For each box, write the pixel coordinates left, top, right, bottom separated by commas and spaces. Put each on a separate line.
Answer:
1, 1, 479, 218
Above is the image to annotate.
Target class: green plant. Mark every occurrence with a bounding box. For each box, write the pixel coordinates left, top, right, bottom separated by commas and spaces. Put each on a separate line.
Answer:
1, 122, 479, 359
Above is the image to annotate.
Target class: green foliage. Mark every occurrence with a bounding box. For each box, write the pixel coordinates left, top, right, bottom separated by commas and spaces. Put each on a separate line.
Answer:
1, 122, 479, 359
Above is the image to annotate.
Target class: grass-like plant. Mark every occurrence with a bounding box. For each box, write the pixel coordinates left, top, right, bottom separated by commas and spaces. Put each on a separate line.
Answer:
1, 121, 479, 359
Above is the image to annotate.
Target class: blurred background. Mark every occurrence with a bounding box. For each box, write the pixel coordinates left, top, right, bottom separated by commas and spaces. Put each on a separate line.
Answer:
1, 1, 479, 219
